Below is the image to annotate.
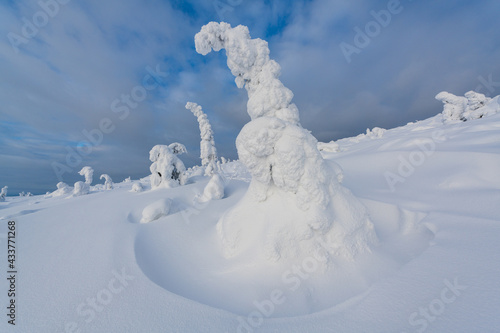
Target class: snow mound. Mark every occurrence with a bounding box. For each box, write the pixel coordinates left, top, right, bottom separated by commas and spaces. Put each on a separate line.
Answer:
140, 198, 172, 223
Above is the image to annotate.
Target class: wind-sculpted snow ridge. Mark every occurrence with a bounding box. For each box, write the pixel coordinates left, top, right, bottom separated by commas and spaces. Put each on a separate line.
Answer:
195, 22, 378, 262
186, 102, 218, 176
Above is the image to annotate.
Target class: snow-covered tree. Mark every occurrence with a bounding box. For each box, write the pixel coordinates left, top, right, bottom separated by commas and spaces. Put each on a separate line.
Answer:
78, 166, 94, 184
195, 22, 378, 262
436, 91, 494, 122
47, 182, 72, 198
72, 166, 93, 196
463, 91, 492, 120
0, 186, 7, 201
186, 102, 218, 176
72, 181, 89, 196
149, 143, 187, 188
100, 174, 113, 190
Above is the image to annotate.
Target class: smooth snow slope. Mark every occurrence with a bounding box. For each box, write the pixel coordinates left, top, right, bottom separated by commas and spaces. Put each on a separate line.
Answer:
1, 109, 500, 332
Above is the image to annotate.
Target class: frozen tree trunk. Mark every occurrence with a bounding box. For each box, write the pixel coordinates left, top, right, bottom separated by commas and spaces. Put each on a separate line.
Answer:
185, 102, 218, 176
195, 22, 378, 262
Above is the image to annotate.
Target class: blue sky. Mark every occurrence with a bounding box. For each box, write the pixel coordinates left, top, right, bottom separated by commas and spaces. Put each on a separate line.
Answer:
1, 0, 499, 195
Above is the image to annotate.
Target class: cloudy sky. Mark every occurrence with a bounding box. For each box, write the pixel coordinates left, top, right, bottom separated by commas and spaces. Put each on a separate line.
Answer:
1, 0, 499, 195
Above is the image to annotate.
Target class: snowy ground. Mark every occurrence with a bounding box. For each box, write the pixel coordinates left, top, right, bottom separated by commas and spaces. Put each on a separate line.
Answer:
1, 105, 500, 332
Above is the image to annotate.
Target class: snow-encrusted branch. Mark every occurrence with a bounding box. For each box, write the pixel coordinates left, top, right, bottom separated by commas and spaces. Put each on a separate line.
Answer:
186, 102, 218, 176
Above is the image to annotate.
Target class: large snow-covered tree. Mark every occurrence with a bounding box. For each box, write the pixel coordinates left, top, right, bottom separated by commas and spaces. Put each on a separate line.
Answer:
185, 102, 218, 176
195, 22, 378, 262
149, 143, 187, 188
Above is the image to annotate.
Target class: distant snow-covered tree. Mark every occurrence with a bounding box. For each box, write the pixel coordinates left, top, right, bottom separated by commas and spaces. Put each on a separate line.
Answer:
186, 102, 218, 176
100, 174, 113, 190
78, 166, 94, 184
0, 186, 7, 201
47, 182, 72, 198
72, 181, 89, 196
435, 91, 468, 123
436, 91, 494, 123
149, 143, 187, 188
463, 91, 492, 120
195, 22, 378, 262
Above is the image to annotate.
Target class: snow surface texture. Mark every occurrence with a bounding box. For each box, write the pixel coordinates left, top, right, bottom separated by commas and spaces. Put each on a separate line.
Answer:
195, 22, 378, 262
436, 90, 494, 123
149, 143, 187, 188
100, 174, 113, 190
3, 106, 500, 332
186, 102, 218, 176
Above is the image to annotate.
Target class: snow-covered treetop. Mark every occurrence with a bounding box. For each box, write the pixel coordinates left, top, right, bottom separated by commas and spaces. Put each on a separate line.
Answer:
195, 22, 299, 124
100, 174, 113, 190
149, 143, 186, 162
185, 102, 218, 174
78, 166, 94, 184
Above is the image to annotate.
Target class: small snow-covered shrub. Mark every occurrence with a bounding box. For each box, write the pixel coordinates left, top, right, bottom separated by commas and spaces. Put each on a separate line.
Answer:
100, 174, 113, 190
47, 182, 72, 198
0, 186, 7, 201
435, 91, 467, 123
463, 91, 492, 120
199, 174, 225, 202
317, 141, 340, 153
123, 177, 131, 183
366, 127, 386, 139
140, 198, 172, 223
72, 181, 89, 196
196, 22, 378, 262
79, 166, 94, 184
131, 182, 144, 192
186, 102, 218, 176
149, 143, 187, 188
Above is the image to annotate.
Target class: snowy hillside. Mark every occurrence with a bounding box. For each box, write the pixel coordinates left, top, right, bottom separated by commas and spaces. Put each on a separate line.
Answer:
1, 94, 500, 332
